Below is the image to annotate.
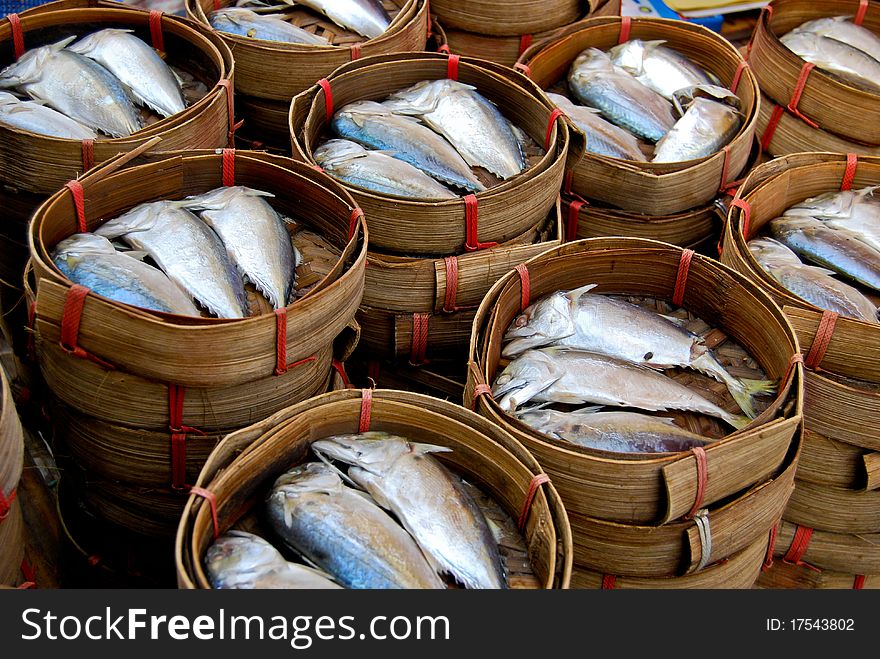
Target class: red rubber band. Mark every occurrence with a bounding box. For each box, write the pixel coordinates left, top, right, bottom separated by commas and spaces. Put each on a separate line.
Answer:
81, 139, 95, 174
782, 525, 816, 568
463, 194, 497, 252
317, 78, 333, 118
358, 388, 372, 433
212, 0, 220, 10
853, 574, 866, 589
190, 486, 220, 540
760, 104, 785, 152
274, 308, 288, 375
149, 10, 165, 52
718, 145, 732, 193
672, 249, 695, 308
782, 353, 803, 389
447, 54, 460, 81
513, 62, 531, 77
66, 181, 87, 233
18, 558, 35, 589
350, 42, 361, 60
545, 108, 564, 151
855, 0, 869, 25
763, 522, 779, 570
618, 16, 631, 44
685, 446, 708, 519
518, 34, 533, 56
566, 198, 585, 242
515, 263, 530, 311
409, 313, 430, 366
216, 79, 237, 142
442, 256, 460, 313
841, 153, 858, 191
437, 44, 451, 55
804, 310, 839, 370
332, 359, 352, 389
731, 198, 751, 239
8, 14, 24, 60
471, 383, 492, 410
169, 384, 207, 490
59, 285, 113, 369
517, 473, 549, 532
349, 207, 364, 241
787, 63, 819, 128
730, 61, 747, 95
601, 574, 616, 590
0, 487, 16, 521
563, 171, 574, 195
221, 148, 235, 187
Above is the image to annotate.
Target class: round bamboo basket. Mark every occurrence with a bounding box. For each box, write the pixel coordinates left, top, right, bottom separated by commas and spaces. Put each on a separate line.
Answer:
467, 237, 804, 526
429, 0, 598, 36
289, 51, 579, 256
0, 498, 25, 587
0, 366, 25, 586
516, 16, 760, 216
0, 4, 235, 195
768, 520, 880, 575
186, 0, 428, 101
748, 0, 880, 146
27, 149, 367, 390
757, 561, 879, 589
234, 94, 293, 152
176, 388, 574, 589
785, 480, 880, 534
798, 430, 880, 491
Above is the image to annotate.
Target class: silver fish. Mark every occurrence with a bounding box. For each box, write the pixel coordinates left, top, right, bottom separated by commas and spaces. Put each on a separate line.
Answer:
608, 39, 716, 101
313, 139, 458, 199
503, 283, 775, 419
205, 530, 342, 589
790, 16, 880, 64
492, 347, 751, 429
331, 100, 484, 192
383, 79, 526, 180
545, 92, 646, 162
652, 85, 742, 163
783, 185, 880, 253
779, 30, 880, 92
567, 47, 676, 143
311, 432, 507, 590
269, 0, 391, 38
516, 405, 712, 453
52, 233, 199, 316
210, 8, 330, 45
182, 186, 298, 310
0, 37, 142, 138
68, 29, 186, 118
266, 462, 445, 590
770, 216, 880, 292
749, 237, 878, 323
95, 201, 249, 318
0, 90, 97, 139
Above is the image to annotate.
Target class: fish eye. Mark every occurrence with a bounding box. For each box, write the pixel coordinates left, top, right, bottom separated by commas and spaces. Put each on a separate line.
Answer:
514, 315, 528, 328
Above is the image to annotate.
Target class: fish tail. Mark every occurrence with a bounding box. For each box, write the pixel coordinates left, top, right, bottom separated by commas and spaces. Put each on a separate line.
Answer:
725, 412, 752, 431
691, 351, 775, 419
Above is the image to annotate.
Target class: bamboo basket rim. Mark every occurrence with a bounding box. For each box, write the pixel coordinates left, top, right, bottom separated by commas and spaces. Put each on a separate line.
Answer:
428, 0, 598, 37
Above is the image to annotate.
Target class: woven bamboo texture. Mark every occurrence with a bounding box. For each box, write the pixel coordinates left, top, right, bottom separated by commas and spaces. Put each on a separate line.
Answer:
0, 366, 23, 512
466, 237, 803, 525
785, 479, 880, 534
769, 519, 880, 575
429, 0, 599, 36
187, 0, 428, 100
748, 0, 880, 146
176, 388, 574, 589
756, 561, 878, 589
289, 52, 578, 256
517, 16, 759, 215
0, 5, 235, 195
0, 498, 25, 586
798, 429, 880, 491
235, 94, 292, 150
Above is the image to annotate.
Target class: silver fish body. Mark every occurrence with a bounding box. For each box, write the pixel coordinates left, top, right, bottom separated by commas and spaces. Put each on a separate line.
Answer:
545, 92, 646, 161
0, 90, 97, 139
95, 200, 249, 318
783, 186, 880, 253
652, 91, 742, 163
567, 47, 676, 142
791, 16, 880, 64
516, 406, 712, 453
383, 79, 526, 180
313, 139, 458, 199
311, 432, 507, 590
266, 462, 445, 590
770, 216, 880, 292
182, 186, 297, 310
331, 100, 484, 192
608, 39, 715, 101
780, 30, 880, 92
210, 8, 330, 44
52, 233, 200, 316
492, 347, 750, 429
283, 0, 391, 38
205, 530, 342, 589
0, 37, 142, 137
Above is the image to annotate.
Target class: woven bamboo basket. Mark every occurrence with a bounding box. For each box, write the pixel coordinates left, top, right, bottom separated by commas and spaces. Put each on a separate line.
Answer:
785, 480, 880, 534
516, 16, 759, 216
187, 0, 428, 101
467, 237, 803, 526
748, 0, 880, 146
176, 388, 574, 589
0, 366, 25, 586
346, 352, 467, 401
0, 3, 235, 195
757, 561, 878, 589
798, 430, 880, 491
0, 498, 25, 586
290, 52, 578, 256
234, 94, 293, 152
570, 534, 769, 589
429, 0, 599, 36
767, 520, 880, 575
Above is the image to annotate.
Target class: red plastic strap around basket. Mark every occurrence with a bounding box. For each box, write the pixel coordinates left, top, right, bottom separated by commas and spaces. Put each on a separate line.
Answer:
59, 285, 114, 369
618, 16, 631, 44
463, 194, 497, 252
513, 62, 531, 77
855, 0, 869, 25
518, 34, 533, 56
367, 359, 381, 385
221, 148, 235, 186
359, 388, 373, 433
274, 309, 320, 376
168, 384, 207, 490
8, 14, 24, 60
213, 0, 220, 10
804, 310, 839, 370
563, 170, 574, 195
190, 486, 220, 540
718, 145, 732, 193
471, 383, 492, 410
601, 574, 616, 590
316, 78, 333, 118
763, 522, 779, 570
853, 574, 866, 589
731, 198, 751, 240
66, 180, 87, 233
782, 525, 816, 568
672, 249, 695, 308
437, 43, 451, 55
442, 256, 460, 313
350, 42, 361, 61
349, 207, 364, 241
216, 79, 236, 139
409, 313, 430, 366
447, 54, 460, 81
517, 473, 550, 532
332, 359, 352, 389
782, 353, 804, 389
730, 61, 748, 95
0, 487, 16, 521
81, 139, 95, 173
787, 63, 819, 128
18, 558, 36, 589
566, 198, 585, 242
685, 446, 708, 519
545, 108, 565, 151
515, 263, 530, 311
149, 10, 165, 52
841, 153, 859, 191
760, 104, 785, 152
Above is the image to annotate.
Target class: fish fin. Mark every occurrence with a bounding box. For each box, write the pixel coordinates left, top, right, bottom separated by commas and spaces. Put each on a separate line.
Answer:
409, 442, 453, 456
801, 264, 839, 277
565, 283, 599, 302
52, 36, 77, 51
120, 250, 150, 261
726, 413, 752, 431
485, 517, 504, 544
310, 448, 361, 488
642, 39, 668, 51
567, 405, 605, 415
659, 313, 688, 327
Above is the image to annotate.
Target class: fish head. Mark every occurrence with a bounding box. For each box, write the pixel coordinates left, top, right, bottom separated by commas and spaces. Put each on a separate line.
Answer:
747, 237, 803, 269
607, 39, 648, 77
503, 289, 582, 356
205, 531, 281, 583
270, 461, 343, 495
0, 37, 73, 86
0, 91, 20, 106
52, 233, 118, 261
67, 28, 135, 55
492, 349, 561, 412
673, 84, 741, 116
311, 431, 451, 475
382, 79, 477, 116
313, 139, 368, 168
182, 185, 275, 212
783, 190, 858, 221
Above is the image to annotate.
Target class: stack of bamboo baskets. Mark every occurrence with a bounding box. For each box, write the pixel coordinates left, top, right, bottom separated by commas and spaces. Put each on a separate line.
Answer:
0, 366, 27, 587
719, 152, 880, 589
466, 238, 804, 588
176, 388, 574, 589
26, 149, 367, 538
186, 0, 429, 150
516, 16, 760, 253
289, 52, 578, 369
746, 0, 880, 158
